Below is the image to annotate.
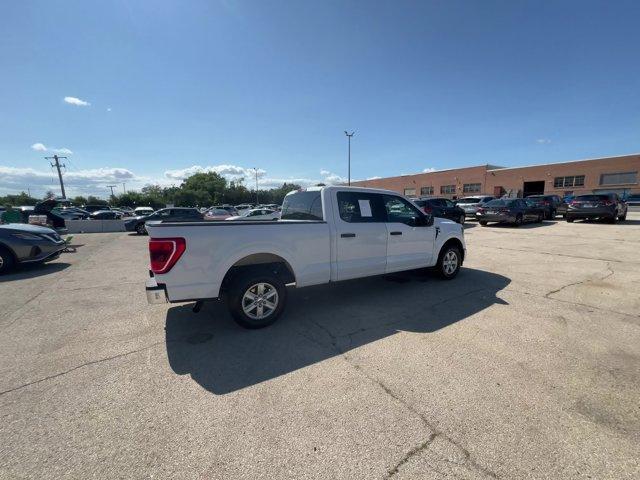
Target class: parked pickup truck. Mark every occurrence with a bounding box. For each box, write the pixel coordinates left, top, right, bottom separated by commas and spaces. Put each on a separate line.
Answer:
145, 186, 466, 328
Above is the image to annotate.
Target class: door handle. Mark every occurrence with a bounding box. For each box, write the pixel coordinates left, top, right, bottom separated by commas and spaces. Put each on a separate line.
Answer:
341, 233, 356, 238
390, 231, 402, 236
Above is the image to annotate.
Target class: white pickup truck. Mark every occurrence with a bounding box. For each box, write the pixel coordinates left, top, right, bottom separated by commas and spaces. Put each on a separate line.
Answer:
145, 186, 466, 328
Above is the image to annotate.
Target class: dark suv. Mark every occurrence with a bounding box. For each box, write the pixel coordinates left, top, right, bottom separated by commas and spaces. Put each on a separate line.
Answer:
412, 197, 466, 224
125, 207, 204, 234
525, 195, 565, 219
566, 194, 627, 223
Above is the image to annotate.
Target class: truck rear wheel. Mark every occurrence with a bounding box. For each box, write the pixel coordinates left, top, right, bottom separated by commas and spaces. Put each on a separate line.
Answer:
226, 271, 287, 329
0, 246, 16, 275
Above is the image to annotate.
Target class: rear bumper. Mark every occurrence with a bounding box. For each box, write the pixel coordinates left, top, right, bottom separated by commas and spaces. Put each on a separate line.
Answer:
476, 213, 516, 223
146, 277, 168, 304
566, 208, 615, 219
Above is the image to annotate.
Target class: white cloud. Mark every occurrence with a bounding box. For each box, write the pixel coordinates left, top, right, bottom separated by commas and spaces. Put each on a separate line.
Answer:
31, 143, 47, 152
29, 143, 73, 155
0, 166, 138, 198
536, 138, 551, 144
106, 107, 112, 112
366, 176, 382, 180
423, 167, 436, 173
64, 96, 91, 107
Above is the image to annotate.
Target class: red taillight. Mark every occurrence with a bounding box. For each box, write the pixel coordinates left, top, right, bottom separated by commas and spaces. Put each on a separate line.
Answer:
602, 200, 614, 206
477, 207, 485, 213
423, 206, 432, 213
543, 200, 550, 205
149, 237, 186, 274
570, 200, 578, 205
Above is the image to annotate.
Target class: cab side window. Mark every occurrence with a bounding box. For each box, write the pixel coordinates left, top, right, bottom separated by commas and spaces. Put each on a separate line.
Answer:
337, 192, 385, 223
383, 195, 422, 225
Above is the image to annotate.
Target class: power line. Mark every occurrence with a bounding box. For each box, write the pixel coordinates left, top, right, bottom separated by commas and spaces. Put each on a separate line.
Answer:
45, 155, 67, 199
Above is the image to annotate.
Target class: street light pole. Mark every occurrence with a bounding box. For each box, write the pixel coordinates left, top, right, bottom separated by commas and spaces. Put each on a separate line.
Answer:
254, 168, 259, 205
344, 131, 354, 185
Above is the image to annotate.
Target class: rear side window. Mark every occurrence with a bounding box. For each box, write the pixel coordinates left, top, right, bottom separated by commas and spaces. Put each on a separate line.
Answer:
575, 195, 609, 201
281, 191, 324, 220
337, 192, 385, 223
485, 199, 506, 207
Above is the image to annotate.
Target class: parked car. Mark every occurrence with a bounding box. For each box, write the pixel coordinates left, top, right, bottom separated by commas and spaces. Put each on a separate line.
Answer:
83, 205, 111, 213
525, 195, 564, 219
111, 207, 134, 217
91, 210, 123, 220
476, 198, 544, 226
624, 194, 640, 206
455, 196, 495, 219
134, 207, 155, 216
125, 208, 203, 234
566, 194, 627, 223
53, 207, 90, 220
412, 197, 466, 224
211, 205, 239, 216
226, 208, 280, 221
204, 208, 233, 221
0, 223, 66, 274
145, 186, 466, 329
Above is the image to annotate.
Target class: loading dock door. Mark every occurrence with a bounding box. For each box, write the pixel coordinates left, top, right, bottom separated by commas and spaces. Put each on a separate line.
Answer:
523, 181, 545, 197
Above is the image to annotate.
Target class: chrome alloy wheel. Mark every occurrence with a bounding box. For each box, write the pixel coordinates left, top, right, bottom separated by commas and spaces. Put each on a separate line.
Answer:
242, 282, 279, 320
442, 250, 458, 276
0, 255, 4, 269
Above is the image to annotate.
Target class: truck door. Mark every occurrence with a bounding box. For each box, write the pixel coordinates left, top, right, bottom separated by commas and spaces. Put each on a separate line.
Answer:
334, 191, 388, 281
382, 195, 436, 272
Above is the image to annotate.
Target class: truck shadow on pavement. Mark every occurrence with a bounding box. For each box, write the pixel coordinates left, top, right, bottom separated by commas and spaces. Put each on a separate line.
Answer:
165, 267, 510, 394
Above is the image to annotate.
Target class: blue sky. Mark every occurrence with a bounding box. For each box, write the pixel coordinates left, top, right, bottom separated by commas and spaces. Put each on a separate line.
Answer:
1, 0, 639, 197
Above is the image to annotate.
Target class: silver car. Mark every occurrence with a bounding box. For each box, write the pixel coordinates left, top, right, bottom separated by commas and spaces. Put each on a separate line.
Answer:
456, 196, 495, 218
0, 223, 66, 274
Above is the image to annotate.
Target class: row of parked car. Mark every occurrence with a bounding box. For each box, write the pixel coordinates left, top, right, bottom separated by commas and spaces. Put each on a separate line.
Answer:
125, 204, 282, 234
410, 193, 630, 226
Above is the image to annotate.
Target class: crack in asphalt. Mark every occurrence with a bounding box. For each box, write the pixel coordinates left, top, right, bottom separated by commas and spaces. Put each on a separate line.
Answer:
544, 263, 616, 299
475, 245, 637, 265
0, 341, 163, 397
304, 289, 500, 480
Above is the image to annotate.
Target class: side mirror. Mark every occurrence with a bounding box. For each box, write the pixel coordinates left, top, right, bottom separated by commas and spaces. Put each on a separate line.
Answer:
410, 215, 433, 227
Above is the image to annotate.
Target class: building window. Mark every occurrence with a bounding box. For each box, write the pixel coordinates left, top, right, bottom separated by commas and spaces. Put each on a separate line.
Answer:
599, 172, 637, 186
404, 188, 416, 197
440, 185, 456, 194
463, 183, 481, 193
554, 175, 585, 188
420, 186, 433, 196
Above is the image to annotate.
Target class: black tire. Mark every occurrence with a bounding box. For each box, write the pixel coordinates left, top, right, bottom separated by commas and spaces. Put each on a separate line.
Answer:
618, 212, 627, 221
479, 221, 488, 226
514, 214, 523, 227
458, 214, 465, 225
0, 246, 16, 275
537, 213, 543, 223
136, 223, 147, 235
566, 217, 575, 223
607, 215, 617, 224
436, 245, 462, 280
550, 209, 556, 219
226, 270, 287, 329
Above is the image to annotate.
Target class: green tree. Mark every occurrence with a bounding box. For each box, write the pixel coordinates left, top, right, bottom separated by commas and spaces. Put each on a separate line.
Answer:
181, 172, 227, 203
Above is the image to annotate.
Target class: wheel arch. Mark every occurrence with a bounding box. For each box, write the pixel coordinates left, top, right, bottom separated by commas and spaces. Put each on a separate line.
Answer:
220, 252, 296, 294
0, 242, 18, 262
438, 237, 465, 264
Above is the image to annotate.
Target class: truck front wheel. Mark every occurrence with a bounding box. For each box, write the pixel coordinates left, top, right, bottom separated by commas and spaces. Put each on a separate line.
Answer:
436, 245, 462, 280
226, 271, 287, 329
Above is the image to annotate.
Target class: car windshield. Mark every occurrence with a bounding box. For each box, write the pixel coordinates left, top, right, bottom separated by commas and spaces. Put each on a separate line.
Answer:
458, 197, 482, 203
484, 199, 507, 207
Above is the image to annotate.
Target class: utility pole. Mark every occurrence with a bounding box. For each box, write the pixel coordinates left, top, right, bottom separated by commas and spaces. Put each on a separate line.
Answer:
344, 131, 355, 185
45, 154, 67, 199
122, 183, 126, 194
107, 185, 117, 198
254, 168, 259, 205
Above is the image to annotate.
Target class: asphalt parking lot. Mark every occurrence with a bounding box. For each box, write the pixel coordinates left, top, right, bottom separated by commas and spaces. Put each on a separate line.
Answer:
1, 214, 639, 479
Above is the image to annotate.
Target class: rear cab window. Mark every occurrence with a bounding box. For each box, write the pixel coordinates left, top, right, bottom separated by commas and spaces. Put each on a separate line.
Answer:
281, 190, 324, 220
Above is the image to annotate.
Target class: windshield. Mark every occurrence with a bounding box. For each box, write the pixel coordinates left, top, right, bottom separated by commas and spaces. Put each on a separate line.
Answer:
281, 191, 323, 220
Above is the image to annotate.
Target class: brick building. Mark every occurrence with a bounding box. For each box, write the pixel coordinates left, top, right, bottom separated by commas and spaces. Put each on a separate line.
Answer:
352, 153, 640, 199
